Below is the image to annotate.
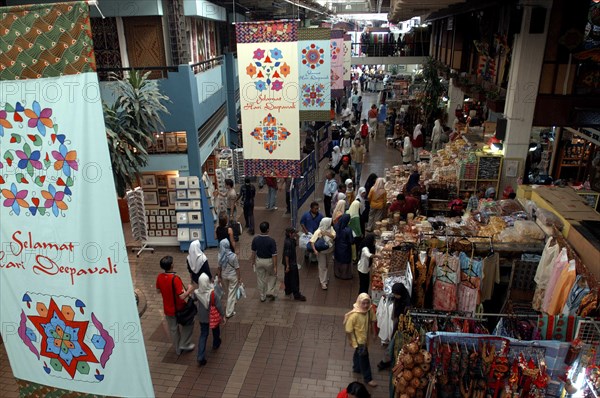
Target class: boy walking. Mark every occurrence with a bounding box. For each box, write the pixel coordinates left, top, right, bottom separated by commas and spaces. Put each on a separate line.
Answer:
283, 227, 306, 301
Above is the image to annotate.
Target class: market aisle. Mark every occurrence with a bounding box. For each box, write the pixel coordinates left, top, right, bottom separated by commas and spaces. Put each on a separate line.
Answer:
0, 97, 402, 398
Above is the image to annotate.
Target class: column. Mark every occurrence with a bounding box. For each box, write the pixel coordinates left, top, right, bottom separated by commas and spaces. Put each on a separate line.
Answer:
503, 0, 553, 163
447, 78, 464, 123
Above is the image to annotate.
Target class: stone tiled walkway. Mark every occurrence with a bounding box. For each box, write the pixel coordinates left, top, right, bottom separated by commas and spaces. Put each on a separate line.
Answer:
0, 92, 404, 397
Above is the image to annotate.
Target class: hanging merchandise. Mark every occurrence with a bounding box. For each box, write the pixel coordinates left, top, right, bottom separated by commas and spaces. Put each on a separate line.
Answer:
126, 187, 154, 257
392, 339, 434, 397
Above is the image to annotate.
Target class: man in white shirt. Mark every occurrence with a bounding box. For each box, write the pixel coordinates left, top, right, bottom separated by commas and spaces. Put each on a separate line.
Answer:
322, 170, 338, 218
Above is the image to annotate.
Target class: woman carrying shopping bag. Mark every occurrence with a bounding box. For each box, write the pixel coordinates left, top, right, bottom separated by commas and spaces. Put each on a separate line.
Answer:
217, 239, 240, 319
309, 217, 336, 290
344, 293, 377, 387
194, 273, 223, 366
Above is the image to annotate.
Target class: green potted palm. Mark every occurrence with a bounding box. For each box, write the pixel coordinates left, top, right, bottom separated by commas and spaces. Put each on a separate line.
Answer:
104, 70, 170, 222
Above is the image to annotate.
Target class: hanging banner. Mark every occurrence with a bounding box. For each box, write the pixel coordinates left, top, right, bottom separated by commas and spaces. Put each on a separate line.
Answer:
330, 30, 344, 98
298, 28, 331, 122
0, 2, 154, 397
236, 20, 300, 169
343, 33, 352, 90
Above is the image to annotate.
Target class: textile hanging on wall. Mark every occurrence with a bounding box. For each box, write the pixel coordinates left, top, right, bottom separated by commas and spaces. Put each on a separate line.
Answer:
330, 30, 344, 98
343, 33, 352, 89
298, 28, 331, 122
236, 20, 300, 165
0, 2, 154, 397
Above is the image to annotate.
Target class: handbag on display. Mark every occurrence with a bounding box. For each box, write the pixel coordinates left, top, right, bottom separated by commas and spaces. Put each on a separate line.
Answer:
171, 276, 197, 326
209, 291, 222, 329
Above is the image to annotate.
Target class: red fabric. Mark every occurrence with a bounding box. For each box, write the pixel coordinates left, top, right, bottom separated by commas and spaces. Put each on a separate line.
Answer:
367, 108, 377, 119
209, 291, 222, 329
336, 389, 348, 398
265, 177, 277, 188
360, 124, 369, 138
389, 196, 419, 215
156, 273, 186, 317
412, 133, 424, 148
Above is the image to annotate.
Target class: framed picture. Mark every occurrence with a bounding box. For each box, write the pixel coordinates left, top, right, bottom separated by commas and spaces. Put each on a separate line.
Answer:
171, 215, 177, 223
158, 188, 168, 195
166, 135, 177, 151
156, 216, 163, 223
159, 209, 167, 216
157, 223, 164, 230
156, 137, 166, 152
176, 133, 187, 145
176, 190, 187, 199
149, 224, 156, 230
164, 223, 171, 229
148, 230, 156, 237
149, 216, 156, 223
150, 209, 158, 216
144, 209, 149, 215
159, 195, 169, 207
191, 200, 201, 210
141, 175, 157, 188
169, 209, 176, 216
167, 175, 177, 189
188, 176, 200, 188
176, 177, 188, 189
177, 212, 188, 224
157, 175, 168, 188
188, 211, 202, 224
176, 200, 191, 210
190, 229, 202, 240
178, 228, 190, 242
143, 191, 158, 206
206, 159, 215, 175
187, 189, 200, 199
156, 231, 163, 237
170, 229, 177, 237
169, 191, 177, 206
505, 159, 520, 178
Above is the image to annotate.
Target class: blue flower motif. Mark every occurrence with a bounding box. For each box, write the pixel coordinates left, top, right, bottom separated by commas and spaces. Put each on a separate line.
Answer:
270, 48, 283, 60
255, 80, 267, 92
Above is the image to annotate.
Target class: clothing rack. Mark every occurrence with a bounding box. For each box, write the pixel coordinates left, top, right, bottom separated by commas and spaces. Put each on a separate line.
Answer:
551, 227, 599, 292
410, 311, 487, 322
477, 312, 539, 319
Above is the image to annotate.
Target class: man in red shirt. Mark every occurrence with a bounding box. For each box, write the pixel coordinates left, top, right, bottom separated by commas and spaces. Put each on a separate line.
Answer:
156, 256, 196, 355
388, 194, 420, 218
360, 119, 370, 152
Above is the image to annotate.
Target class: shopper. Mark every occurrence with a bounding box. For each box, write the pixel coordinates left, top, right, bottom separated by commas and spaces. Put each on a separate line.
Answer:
284, 177, 292, 214
338, 156, 355, 185
239, 177, 256, 235
366, 178, 387, 231
224, 179, 238, 220
388, 194, 419, 219
340, 131, 353, 158
332, 199, 347, 226
187, 239, 211, 283
404, 167, 421, 195
359, 119, 370, 152
300, 201, 324, 235
331, 185, 347, 215
156, 256, 195, 355
250, 222, 278, 302
193, 273, 222, 366
355, 96, 363, 123
431, 118, 443, 153
283, 227, 306, 301
334, 214, 354, 280
265, 176, 278, 210
350, 91, 360, 114
356, 187, 368, 234
402, 132, 413, 165
217, 238, 240, 319
357, 234, 376, 294
337, 381, 371, 398
350, 138, 366, 185
377, 101, 387, 138
215, 211, 236, 253
412, 123, 424, 162
309, 217, 336, 290
367, 104, 378, 139
345, 179, 356, 204
377, 283, 411, 371
323, 170, 338, 217
330, 145, 343, 173
344, 293, 377, 387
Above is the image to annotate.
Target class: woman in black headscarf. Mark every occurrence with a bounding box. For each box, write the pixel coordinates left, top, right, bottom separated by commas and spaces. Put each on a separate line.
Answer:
362, 173, 378, 231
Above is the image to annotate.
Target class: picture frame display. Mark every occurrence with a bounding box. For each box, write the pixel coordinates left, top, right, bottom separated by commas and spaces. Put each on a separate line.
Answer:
175, 200, 191, 210
188, 212, 202, 224
191, 200, 201, 210
141, 175, 157, 188
176, 212, 189, 224
187, 189, 200, 199
169, 191, 177, 206
190, 229, 202, 240
176, 177, 188, 189
178, 228, 190, 242
167, 175, 177, 189
156, 175, 168, 188
143, 191, 158, 206
176, 190, 187, 199
188, 176, 200, 188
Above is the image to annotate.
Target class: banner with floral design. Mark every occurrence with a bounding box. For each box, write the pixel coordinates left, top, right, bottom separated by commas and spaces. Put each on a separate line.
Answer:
236, 20, 300, 162
298, 28, 331, 122
0, 2, 153, 397
343, 33, 352, 89
330, 30, 345, 98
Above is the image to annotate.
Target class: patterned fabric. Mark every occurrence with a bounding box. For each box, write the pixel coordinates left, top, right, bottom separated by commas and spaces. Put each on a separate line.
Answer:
244, 159, 301, 178
0, 1, 95, 80
235, 20, 298, 43
433, 280, 457, 311
298, 27, 330, 40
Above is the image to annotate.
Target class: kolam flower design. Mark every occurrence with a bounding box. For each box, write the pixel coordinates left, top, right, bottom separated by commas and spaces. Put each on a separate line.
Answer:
331, 40, 341, 60
0, 100, 77, 217
302, 84, 326, 107
301, 43, 325, 69
249, 113, 291, 154
245, 47, 290, 92
19, 293, 115, 382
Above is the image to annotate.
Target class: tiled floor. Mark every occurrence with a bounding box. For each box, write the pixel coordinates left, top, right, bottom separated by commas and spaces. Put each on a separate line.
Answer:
0, 92, 403, 397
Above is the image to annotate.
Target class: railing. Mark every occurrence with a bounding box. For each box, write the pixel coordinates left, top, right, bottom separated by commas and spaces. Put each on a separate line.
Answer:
190, 56, 224, 74
350, 42, 429, 57
96, 66, 178, 81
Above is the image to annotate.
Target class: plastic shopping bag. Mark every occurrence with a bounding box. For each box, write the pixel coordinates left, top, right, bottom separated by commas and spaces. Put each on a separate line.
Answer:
298, 233, 312, 250
236, 283, 247, 300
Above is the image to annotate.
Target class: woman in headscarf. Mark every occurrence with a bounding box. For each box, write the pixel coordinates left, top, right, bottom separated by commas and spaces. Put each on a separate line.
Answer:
402, 132, 412, 165
357, 233, 376, 294
377, 283, 411, 371
334, 214, 354, 280
343, 293, 377, 387
411, 123, 424, 162
330, 145, 342, 173
193, 273, 223, 366
309, 217, 336, 290
332, 199, 347, 225
217, 239, 240, 319
367, 178, 387, 231
356, 187, 368, 236
347, 200, 362, 263
345, 178, 356, 204
431, 119, 443, 153
331, 190, 347, 215
363, 173, 378, 199
404, 167, 420, 195
187, 239, 211, 283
